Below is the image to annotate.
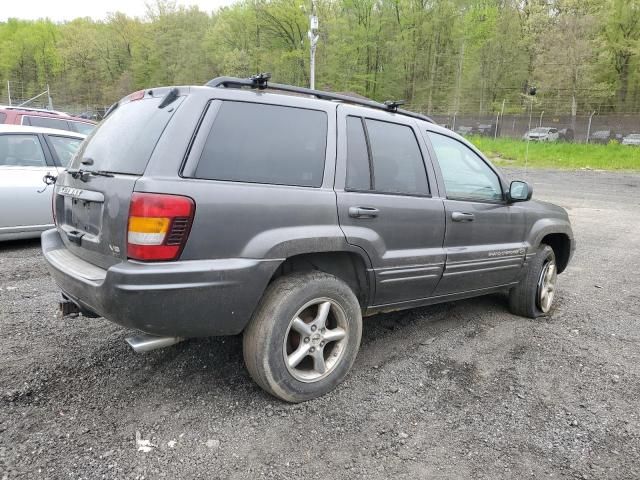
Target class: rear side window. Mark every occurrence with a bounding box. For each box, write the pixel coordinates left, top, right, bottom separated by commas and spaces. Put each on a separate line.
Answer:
70, 95, 183, 175
194, 101, 327, 187
345, 116, 371, 190
0, 112, 6, 123
48, 135, 83, 167
24, 115, 71, 131
70, 121, 95, 135
0, 134, 47, 167
365, 119, 429, 195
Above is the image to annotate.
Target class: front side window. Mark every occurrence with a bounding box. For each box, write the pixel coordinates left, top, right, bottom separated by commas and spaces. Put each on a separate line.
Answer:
427, 132, 502, 202
48, 135, 83, 167
24, 115, 71, 131
194, 101, 327, 187
0, 134, 46, 167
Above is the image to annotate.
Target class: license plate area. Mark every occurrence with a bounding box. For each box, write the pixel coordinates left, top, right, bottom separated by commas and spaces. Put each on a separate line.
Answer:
65, 196, 103, 236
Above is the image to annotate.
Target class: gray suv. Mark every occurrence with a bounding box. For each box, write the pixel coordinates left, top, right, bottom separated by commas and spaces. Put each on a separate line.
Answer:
42, 75, 575, 402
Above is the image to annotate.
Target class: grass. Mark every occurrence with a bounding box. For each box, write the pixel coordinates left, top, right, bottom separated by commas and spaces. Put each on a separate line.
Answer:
468, 136, 640, 171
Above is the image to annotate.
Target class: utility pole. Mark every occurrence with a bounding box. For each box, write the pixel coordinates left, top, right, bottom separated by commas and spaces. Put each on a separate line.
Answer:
308, 0, 319, 90
47, 84, 53, 110
7, 81, 11, 106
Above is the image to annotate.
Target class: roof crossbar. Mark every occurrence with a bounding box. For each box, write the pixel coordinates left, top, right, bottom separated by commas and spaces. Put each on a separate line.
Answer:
205, 74, 433, 124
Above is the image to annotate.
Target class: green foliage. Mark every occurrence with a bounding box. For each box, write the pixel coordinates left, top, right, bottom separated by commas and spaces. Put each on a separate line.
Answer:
471, 136, 640, 171
0, 0, 639, 114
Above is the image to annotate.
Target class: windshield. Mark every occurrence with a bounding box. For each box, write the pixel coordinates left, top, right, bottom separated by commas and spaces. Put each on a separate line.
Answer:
530, 128, 549, 134
70, 94, 184, 175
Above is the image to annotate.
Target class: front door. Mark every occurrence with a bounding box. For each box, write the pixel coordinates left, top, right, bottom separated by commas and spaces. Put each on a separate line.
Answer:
335, 106, 446, 306
424, 131, 527, 295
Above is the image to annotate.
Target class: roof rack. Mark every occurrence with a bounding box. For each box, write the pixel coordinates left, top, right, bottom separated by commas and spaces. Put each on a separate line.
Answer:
205, 74, 433, 124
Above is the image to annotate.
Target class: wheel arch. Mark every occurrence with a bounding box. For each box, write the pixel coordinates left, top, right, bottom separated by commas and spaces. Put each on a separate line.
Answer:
540, 233, 572, 273
267, 250, 373, 310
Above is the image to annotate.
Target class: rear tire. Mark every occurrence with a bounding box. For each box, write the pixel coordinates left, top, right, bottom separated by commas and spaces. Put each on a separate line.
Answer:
509, 244, 558, 318
243, 271, 362, 402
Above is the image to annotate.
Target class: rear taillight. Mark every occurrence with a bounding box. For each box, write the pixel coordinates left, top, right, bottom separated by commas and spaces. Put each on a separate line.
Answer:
127, 193, 195, 261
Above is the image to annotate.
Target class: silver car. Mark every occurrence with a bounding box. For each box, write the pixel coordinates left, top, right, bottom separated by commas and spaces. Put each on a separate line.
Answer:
523, 127, 559, 142
0, 125, 85, 241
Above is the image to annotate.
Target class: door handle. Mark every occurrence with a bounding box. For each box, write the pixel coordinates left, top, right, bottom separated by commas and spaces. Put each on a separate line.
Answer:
349, 206, 380, 218
451, 211, 475, 222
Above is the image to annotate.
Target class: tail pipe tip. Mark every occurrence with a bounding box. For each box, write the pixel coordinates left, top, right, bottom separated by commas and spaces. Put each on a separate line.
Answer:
125, 334, 184, 353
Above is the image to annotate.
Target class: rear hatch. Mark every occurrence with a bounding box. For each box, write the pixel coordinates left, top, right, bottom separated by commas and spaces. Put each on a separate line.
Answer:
53, 88, 185, 269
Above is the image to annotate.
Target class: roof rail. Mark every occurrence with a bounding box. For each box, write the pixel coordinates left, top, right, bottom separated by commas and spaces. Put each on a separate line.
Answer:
0, 105, 68, 116
205, 74, 433, 124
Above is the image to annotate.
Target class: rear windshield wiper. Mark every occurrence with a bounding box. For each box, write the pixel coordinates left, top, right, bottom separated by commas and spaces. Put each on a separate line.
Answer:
67, 168, 115, 181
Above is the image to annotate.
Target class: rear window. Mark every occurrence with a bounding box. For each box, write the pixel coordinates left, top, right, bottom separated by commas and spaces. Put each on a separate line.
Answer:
24, 115, 71, 131
194, 101, 327, 187
70, 95, 183, 175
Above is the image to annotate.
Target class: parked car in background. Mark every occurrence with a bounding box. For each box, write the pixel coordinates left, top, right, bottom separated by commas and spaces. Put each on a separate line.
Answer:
622, 133, 640, 146
475, 123, 498, 137
0, 125, 85, 241
558, 128, 574, 142
0, 106, 96, 135
455, 124, 498, 137
523, 127, 559, 142
456, 125, 474, 136
590, 130, 622, 144
42, 75, 575, 402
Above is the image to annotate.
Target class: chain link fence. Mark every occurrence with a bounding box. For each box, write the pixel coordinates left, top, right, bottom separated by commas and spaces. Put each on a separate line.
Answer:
429, 113, 640, 143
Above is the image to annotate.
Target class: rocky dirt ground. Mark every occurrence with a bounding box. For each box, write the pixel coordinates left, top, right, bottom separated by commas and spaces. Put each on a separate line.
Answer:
1, 168, 639, 479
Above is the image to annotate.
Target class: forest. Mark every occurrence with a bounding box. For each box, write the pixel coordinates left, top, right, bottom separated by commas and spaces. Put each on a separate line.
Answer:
0, 0, 639, 116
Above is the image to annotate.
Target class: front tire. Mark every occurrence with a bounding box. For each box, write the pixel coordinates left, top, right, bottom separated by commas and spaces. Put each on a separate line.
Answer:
509, 244, 558, 318
243, 271, 362, 402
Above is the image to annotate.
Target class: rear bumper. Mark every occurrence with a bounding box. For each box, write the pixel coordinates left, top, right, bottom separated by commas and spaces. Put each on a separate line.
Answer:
41, 229, 280, 337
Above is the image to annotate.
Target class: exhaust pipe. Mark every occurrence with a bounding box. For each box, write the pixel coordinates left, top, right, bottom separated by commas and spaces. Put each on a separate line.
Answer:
125, 334, 184, 353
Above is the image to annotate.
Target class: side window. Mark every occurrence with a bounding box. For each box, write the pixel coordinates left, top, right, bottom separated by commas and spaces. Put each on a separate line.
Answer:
427, 132, 503, 202
24, 115, 71, 131
47, 135, 83, 167
0, 112, 6, 123
0, 134, 47, 167
70, 121, 95, 135
194, 101, 327, 187
364, 119, 429, 195
345, 116, 371, 190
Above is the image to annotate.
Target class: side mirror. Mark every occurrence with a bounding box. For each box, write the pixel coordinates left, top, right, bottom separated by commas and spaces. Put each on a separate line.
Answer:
508, 180, 532, 202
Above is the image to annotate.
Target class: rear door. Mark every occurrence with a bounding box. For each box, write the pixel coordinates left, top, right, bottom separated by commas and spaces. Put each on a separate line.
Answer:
53, 90, 185, 269
424, 131, 526, 295
335, 105, 446, 306
0, 133, 58, 232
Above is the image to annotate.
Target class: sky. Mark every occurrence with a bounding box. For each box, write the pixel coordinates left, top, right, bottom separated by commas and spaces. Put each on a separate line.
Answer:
0, 0, 240, 22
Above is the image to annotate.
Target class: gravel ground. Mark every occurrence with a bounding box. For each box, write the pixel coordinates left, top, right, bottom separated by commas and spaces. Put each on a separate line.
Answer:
1, 168, 639, 479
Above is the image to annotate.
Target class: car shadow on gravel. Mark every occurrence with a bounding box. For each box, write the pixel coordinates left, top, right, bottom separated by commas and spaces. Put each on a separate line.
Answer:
2, 292, 513, 412
0, 238, 41, 252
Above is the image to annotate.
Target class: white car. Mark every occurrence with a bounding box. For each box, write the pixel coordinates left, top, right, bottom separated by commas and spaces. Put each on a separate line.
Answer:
622, 133, 640, 146
523, 127, 559, 142
0, 125, 85, 241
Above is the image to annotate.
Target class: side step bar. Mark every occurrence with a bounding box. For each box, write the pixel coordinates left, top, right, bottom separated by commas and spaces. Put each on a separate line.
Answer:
125, 334, 184, 353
